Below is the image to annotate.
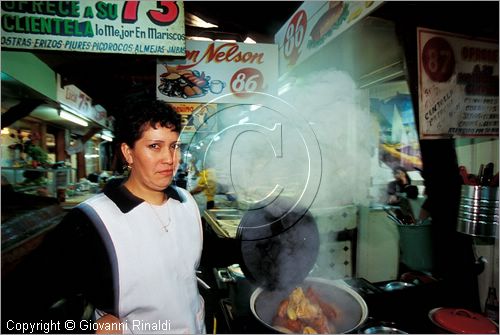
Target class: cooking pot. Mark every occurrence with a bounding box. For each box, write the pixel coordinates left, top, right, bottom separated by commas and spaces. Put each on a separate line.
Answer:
356, 317, 408, 334
250, 277, 368, 334
382, 281, 415, 292
429, 307, 498, 334
358, 324, 408, 334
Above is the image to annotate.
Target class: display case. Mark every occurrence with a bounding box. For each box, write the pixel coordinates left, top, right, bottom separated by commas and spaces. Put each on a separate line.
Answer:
1, 167, 74, 198
1, 167, 71, 275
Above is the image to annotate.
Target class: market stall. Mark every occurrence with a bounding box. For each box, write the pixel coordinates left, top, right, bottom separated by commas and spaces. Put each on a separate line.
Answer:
1, 52, 115, 276
0, 1, 497, 333
184, 2, 498, 333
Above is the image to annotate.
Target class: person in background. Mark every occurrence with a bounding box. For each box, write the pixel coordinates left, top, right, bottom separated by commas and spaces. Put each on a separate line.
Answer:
387, 166, 418, 205
419, 194, 432, 221
3, 100, 206, 334
174, 157, 188, 189
190, 168, 217, 209
417, 168, 432, 221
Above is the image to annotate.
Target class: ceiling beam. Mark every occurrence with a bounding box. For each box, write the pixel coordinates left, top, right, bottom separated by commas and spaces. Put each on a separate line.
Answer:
1, 99, 46, 128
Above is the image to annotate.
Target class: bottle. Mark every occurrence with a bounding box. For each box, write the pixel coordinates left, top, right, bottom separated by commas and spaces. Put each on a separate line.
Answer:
485, 287, 499, 323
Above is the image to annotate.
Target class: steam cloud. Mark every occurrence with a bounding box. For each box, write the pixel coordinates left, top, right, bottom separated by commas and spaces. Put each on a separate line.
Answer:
189, 68, 376, 280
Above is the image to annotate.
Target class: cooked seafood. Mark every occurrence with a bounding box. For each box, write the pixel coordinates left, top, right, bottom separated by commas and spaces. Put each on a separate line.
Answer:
158, 67, 210, 99
272, 287, 339, 334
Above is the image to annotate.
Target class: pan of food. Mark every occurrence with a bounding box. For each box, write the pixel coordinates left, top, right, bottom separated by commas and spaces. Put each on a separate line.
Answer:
250, 277, 368, 334
237, 198, 367, 333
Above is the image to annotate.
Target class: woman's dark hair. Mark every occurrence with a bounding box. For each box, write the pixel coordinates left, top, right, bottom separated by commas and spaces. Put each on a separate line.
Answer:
115, 99, 181, 148
393, 166, 412, 185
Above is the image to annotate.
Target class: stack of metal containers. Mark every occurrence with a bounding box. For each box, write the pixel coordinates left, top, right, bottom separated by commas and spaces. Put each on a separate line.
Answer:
457, 185, 499, 238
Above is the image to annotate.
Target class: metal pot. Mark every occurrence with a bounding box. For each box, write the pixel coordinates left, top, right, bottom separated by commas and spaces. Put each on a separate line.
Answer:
382, 281, 415, 292
250, 277, 368, 334
429, 307, 498, 334
358, 325, 408, 334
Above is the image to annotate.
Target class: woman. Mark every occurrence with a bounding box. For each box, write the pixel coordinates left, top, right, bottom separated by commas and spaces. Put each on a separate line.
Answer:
190, 168, 216, 210
387, 166, 418, 205
5, 100, 205, 334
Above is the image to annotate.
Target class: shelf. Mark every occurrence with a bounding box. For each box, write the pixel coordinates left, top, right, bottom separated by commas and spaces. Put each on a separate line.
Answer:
2, 167, 74, 199
2, 166, 72, 172
13, 185, 43, 193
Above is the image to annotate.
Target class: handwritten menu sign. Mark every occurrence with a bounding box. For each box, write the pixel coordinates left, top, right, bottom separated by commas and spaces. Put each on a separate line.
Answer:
1, 1, 185, 56
418, 27, 498, 138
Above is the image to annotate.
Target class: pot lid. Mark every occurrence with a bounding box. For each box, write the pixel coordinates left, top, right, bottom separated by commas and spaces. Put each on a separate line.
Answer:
236, 197, 319, 291
429, 307, 498, 334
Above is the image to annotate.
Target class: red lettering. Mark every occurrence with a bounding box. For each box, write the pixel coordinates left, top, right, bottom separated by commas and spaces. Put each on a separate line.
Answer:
225, 45, 239, 61
122, 1, 140, 23
215, 51, 225, 62
185, 49, 200, 62
242, 52, 252, 62
147, 1, 179, 26
177, 43, 265, 70
122, 1, 179, 25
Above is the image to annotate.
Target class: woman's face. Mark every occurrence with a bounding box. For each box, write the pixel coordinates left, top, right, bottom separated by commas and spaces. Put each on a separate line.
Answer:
122, 124, 181, 192
394, 169, 405, 181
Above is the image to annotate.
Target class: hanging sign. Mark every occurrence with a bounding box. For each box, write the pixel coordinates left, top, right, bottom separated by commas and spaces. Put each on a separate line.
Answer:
0, 1, 185, 56
56, 74, 111, 128
171, 103, 217, 133
418, 28, 498, 139
157, 40, 278, 104
56, 74, 93, 115
274, 1, 383, 76
170, 103, 217, 144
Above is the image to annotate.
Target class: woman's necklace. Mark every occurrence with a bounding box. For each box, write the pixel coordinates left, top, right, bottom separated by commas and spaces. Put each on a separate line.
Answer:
149, 201, 172, 233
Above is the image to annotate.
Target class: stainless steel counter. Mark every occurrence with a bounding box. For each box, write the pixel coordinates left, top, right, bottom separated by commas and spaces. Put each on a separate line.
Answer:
203, 208, 243, 238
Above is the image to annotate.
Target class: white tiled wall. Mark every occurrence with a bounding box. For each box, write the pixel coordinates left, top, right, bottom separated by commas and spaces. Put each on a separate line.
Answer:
309, 205, 358, 280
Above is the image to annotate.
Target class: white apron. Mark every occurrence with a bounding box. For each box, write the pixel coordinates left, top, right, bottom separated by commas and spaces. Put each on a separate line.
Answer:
83, 188, 205, 334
